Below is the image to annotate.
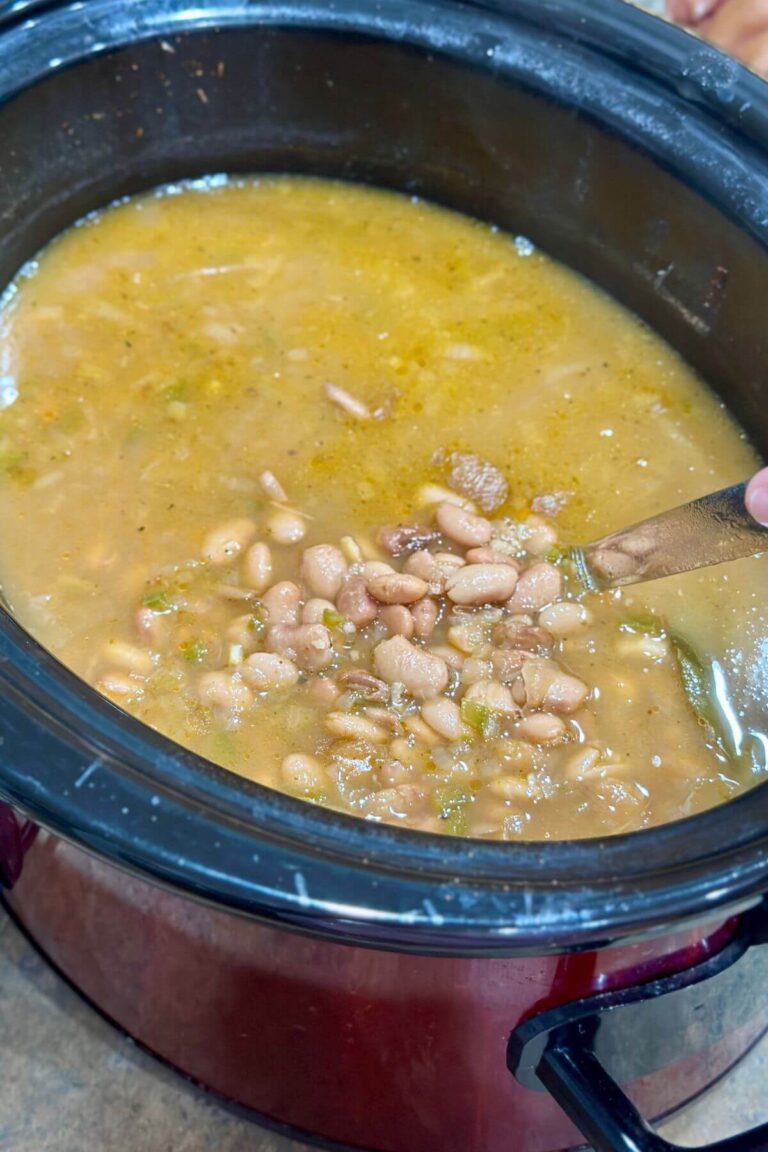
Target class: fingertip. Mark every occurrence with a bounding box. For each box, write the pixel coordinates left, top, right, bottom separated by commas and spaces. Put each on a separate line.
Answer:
745, 468, 768, 526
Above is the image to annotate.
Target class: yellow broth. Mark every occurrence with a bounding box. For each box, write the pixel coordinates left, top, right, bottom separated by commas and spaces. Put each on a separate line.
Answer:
0, 176, 765, 839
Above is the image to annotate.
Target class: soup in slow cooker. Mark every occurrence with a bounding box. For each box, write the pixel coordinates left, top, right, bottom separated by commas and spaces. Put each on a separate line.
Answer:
0, 177, 765, 839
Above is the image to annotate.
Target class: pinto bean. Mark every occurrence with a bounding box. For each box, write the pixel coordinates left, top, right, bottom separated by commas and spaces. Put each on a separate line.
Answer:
267, 623, 333, 671
506, 562, 562, 613
103, 640, 154, 677
421, 696, 464, 741
281, 753, 328, 793
520, 514, 558, 556
362, 784, 426, 820
300, 544, 348, 599
324, 711, 389, 743
429, 644, 465, 671
538, 600, 592, 638
373, 635, 449, 700
403, 550, 437, 581
197, 670, 252, 714
378, 524, 440, 557
520, 658, 588, 714
464, 680, 517, 714
258, 470, 288, 503
404, 714, 442, 748
517, 712, 568, 746
379, 604, 415, 639
241, 541, 273, 592
491, 648, 532, 683
302, 598, 337, 625
339, 669, 390, 701
262, 581, 302, 626
465, 547, 520, 568
411, 597, 439, 639
202, 518, 257, 565
446, 563, 518, 606
565, 744, 603, 780
460, 657, 494, 685
266, 507, 306, 545
492, 617, 553, 654
135, 606, 169, 648
336, 575, 378, 628
309, 677, 341, 707
96, 670, 144, 699
436, 501, 493, 547
368, 572, 428, 605
241, 651, 300, 691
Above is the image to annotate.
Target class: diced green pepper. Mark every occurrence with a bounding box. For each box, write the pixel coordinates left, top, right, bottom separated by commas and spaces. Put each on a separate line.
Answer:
461, 697, 499, 739
180, 639, 208, 664
619, 613, 667, 638
142, 588, 174, 612
433, 785, 471, 836
322, 608, 346, 630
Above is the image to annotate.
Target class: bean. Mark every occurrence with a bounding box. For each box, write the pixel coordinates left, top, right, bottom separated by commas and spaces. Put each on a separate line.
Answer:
521, 514, 558, 556
301, 544, 348, 599
96, 670, 143, 698
302, 598, 337, 625
421, 697, 464, 741
403, 550, 437, 581
364, 707, 403, 736
492, 617, 553, 654
517, 712, 567, 746
565, 744, 603, 780
411, 597, 439, 639
135, 606, 169, 648
242, 542, 273, 592
324, 711, 389, 743
258, 470, 288, 503
267, 623, 333, 671
378, 524, 440, 557
103, 640, 154, 677
464, 680, 517, 713
436, 501, 492, 547
465, 547, 520, 568
507, 562, 562, 613
416, 483, 474, 510
266, 508, 306, 545
368, 572, 428, 605
520, 658, 588, 714
460, 657, 494, 685
309, 677, 341, 707
379, 604, 415, 639
262, 581, 302, 626
337, 575, 378, 628
447, 618, 493, 657
362, 560, 396, 579
429, 644, 465, 671
202, 518, 257, 565
433, 552, 466, 570
538, 601, 593, 638
378, 758, 414, 786
362, 785, 425, 820
340, 535, 363, 564
339, 669, 390, 701
446, 563, 518, 606
241, 651, 300, 691
373, 635, 449, 700
197, 670, 252, 714
491, 648, 531, 684
488, 775, 530, 801
281, 753, 328, 793
404, 714, 442, 747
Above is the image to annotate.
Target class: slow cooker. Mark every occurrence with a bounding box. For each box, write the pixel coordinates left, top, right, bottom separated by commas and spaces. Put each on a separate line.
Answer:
2, 2, 768, 1149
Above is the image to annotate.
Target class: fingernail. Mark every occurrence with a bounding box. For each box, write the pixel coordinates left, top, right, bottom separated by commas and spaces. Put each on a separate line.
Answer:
747, 484, 768, 526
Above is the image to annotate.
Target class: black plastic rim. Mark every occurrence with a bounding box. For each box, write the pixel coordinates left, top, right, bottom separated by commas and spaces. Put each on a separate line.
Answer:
1, 0, 768, 956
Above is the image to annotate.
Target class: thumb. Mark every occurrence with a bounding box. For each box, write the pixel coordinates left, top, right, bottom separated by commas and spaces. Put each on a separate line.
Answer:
666, 0, 723, 23
745, 467, 768, 526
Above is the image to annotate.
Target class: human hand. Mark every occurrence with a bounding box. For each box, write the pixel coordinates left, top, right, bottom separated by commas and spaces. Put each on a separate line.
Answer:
746, 468, 768, 525
667, 0, 768, 75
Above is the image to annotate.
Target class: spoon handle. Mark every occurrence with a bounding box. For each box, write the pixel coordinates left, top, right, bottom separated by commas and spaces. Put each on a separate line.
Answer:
571, 482, 768, 591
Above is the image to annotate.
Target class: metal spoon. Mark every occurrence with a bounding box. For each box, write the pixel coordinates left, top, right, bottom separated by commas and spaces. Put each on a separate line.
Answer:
570, 482, 768, 591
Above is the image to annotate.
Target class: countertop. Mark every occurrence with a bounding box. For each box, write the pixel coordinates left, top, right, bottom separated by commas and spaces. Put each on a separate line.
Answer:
1, 909, 767, 1152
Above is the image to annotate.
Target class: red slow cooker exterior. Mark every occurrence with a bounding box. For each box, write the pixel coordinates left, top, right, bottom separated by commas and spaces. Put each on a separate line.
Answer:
5, 824, 761, 1152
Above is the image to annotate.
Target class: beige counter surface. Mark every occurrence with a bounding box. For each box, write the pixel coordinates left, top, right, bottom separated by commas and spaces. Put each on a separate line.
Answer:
1, 910, 767, 1152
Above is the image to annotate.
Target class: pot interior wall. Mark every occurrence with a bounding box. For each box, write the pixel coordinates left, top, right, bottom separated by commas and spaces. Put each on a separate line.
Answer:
0, 19, 767, 453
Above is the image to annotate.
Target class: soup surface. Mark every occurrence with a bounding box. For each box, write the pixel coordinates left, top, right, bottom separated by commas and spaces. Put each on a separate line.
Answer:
0, 177, 765, 840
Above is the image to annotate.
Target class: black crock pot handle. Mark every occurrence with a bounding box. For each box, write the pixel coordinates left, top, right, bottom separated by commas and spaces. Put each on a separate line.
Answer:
508, 900, 768, 1152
